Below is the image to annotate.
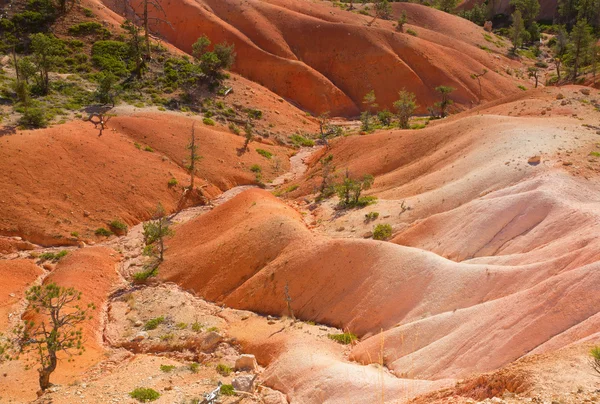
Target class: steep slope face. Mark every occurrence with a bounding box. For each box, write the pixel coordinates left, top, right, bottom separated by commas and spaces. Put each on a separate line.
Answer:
0, 114, 290, 246
0, 260, 43, 331
100, 0, 524, 116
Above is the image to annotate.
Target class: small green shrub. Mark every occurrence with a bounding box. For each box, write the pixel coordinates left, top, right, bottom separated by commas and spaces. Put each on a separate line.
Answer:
256, 149, 273, 159
38, 250, 68, 262
95, 227, 113, 237
68, 22, 110, 38
328, 332, 357, 345
134, 142, 142, 149
220, 384, 236, 396
160, 364, 176, 372
216, 363, 232, 376
590, 151, 600, 157
518, 85, 527, 91
82, 7, 94, 17
191, 322, 203, 332
144, 316, 165, 331
246, 108, 263, 120
18, 107, 47, 128
373, 223, 392, 240
109, 219, 128, 234
228, 122, 240, 134
406, 29, 417, 36
176, 322, 187, 329
91, 40, 130, 76
189, 362, 200, 373
168, 178, 178, 187
203, 117, 215, 126
143, 146, 154, 152
132, 267, 158, 282
70, 231, 79, 238
129, 387, 160, 402
250, 164, 261, 173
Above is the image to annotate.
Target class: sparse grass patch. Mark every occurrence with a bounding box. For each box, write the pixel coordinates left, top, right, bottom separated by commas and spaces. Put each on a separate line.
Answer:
328, 332, 357, 345
216, 363, 232, 376
168, 178, 178, 187
144, 316, 165, 331
189, 362, 200, 373
250, 164, 261, 173
364, 211, 379, 222
273, 184, 299, 197
160, 364, 176, 373
109, 219, 128, 234
518, 85, 527, 91
191, 322, 203, 332
290, 133, 315, 147
129, 388, 160, 402
176, 322, 187, 330
406, 29, 417, 36
256, 149, 273, 159
206, 326, 219, 332
143, 146, 154, 152
202, 117, 215, 126
38, 250, 68, 262
590, 151, 600, 157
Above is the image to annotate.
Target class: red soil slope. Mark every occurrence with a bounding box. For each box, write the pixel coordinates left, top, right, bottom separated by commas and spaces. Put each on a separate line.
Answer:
99, 0, 525, 116
0, 113, 290, 246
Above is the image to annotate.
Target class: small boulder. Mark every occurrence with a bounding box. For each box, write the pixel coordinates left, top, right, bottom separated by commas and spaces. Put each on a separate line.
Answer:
483, 21, 493, 32
235, 354, 258, 372
527, 155, 541, 165
556, 93, 565, 100
132, 331, 148, 342
581, 88, 591, 95
232, 375, 255, 392
261, 387, 288, 404
200, 331, 223, 351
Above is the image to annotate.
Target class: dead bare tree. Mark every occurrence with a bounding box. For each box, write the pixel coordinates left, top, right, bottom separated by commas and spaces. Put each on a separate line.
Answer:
470, 69, 488, 102
84, 105, 114, 136
284, 282, 295, 321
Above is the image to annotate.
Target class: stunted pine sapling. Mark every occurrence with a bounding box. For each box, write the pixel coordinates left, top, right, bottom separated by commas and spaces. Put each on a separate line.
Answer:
0, 283, 94, 392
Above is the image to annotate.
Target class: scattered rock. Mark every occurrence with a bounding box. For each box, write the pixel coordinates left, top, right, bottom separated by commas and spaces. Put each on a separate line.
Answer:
528, 155, 541, 165
563, 161, 573, 166
556, 93, 565, 100
232, 375, 256, 392
83, 210, 91, 217
581, 88, 591, 95
235, 354, 258, 372
362, 231, 373, 238
132, 331, 148, 342
200, 331, 223, 351
261, 387, 288, 404
134, 320, 143, 327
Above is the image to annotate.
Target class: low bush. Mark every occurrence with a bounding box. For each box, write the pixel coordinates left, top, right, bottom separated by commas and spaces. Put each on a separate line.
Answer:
95, 227, 113, 237
373, 223, 392, 240
18, 107, 47, 128
220, 384, 236, 396
129, 387, 160, 402
203, 117, 215, 126
290, 133, 315, 147
68, 22, 111, 38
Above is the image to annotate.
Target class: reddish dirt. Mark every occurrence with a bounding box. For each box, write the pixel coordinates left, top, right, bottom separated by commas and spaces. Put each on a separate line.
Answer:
0, 113, 292, 246
97, 0, 526, 116
0, 259, 43, 331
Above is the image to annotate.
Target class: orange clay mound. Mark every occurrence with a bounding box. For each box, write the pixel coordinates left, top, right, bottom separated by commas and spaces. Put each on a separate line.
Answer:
0, 248, 120, 401
228, 316, 452, 404
160, 86, 600, 384
0, 113, 291, 246
98, 0, 525, 116
0, 260, 43, 331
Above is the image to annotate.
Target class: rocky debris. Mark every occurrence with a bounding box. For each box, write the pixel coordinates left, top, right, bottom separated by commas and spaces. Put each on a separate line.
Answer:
260, 386, 288, 404
232, 374, 256, 392
235, 354, 259, 372
556, 93, 565, 100
580, 88, 591, 96
200, 331, 223, 351
527, 156, 541, 165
